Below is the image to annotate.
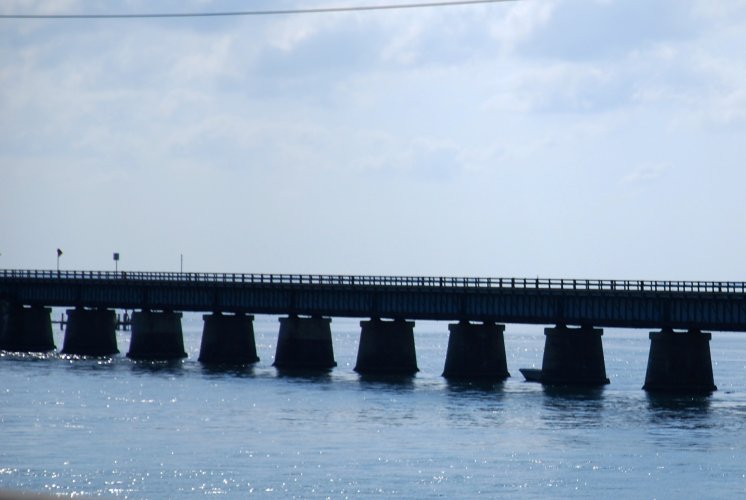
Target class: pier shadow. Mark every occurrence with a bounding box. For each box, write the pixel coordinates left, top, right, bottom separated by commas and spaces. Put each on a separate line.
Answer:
445, 379, 507, 395
540, 386, 606, 430
275, 367, 334, 384
444, 379, 507, 427
646, 393, 711, 426
200, 363, 257, 378
357, 373, 416, 391
541, 385, 606, 400
438, 384, 508, 432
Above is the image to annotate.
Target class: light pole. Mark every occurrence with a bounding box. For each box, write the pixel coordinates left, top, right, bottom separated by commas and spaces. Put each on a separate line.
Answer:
56, 248, 63, 272
113, 252, 120, 273
180, 253, 184, 273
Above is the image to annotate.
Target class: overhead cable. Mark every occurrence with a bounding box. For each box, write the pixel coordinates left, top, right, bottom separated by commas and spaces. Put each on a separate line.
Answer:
0, 0, 519, 19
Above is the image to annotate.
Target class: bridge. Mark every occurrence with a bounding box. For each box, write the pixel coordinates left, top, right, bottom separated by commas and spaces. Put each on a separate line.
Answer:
2, 269, 745, 393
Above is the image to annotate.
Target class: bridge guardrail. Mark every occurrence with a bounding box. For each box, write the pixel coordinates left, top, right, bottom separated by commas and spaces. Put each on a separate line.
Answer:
1, 269, 745, 294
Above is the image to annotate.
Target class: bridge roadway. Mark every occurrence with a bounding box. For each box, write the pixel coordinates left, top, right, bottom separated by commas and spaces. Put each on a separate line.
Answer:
1, 269, 745, 392
1, 269, 746, 331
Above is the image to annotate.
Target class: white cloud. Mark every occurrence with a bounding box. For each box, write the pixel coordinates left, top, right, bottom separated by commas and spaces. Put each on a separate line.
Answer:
379, 17, 425, 65
687, 51, 746, 127
268, 15, 328, 52
3, 0, 746, 279
487, 0, 556, 52
483, 60, 624, 114
622, 163, 670, 185
691, 0, 746, 22
168, 34, 237, 83
0, 0, 81, 15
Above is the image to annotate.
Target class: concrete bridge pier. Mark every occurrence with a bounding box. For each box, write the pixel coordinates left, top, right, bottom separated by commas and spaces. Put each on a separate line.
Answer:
0, 304, 56, 352
127, 310, 187, 360
273, 315, 336, 370
521, 325, 610, 386
0, 300, 9, 345
355, 318, 418, 375
199, 312, 259, 364
61, 307, 119, 356
643, 329, 717, 393
442, 321, 510, 380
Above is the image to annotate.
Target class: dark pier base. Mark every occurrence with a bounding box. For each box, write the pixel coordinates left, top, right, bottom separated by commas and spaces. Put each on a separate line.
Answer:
273, 316, 336, 370
199, 313, 259, 364
0, 304, 55, 352
355, 318, 418, 375
520, 325, 610, 386
127, 311, 187, 360
643, 329, 716, 393
442, 321, 510, 380
0, 300, 8, 345
61, 308, 119, 356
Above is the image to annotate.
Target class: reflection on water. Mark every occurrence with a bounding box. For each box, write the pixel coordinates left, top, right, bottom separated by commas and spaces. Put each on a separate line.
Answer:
200, 363, 256, 378
130, 359, 185, 376
542, 385, 605, 401
444, 380, 506, 429
58, 353, 115, 362
0, 350, 57, 361
645, 394, 714, 451
445, 379, 506, 395
541, 386, 606, 430
357, 373, 416, 391
59, 355, 116, 375
5, 326, 746, 498
646, 393, 711, 427
351, 373, 419, 426
275, 368, 333, 384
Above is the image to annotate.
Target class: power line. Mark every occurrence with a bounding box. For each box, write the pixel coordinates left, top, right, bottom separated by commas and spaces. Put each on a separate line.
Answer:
0, 0, 519, 20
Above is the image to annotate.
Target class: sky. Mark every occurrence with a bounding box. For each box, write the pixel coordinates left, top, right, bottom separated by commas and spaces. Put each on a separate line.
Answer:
1, 0, 746, 281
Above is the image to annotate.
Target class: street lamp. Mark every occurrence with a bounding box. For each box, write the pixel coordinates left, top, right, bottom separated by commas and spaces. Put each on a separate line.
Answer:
56, 248, 63, 272
113, 252, 120, 272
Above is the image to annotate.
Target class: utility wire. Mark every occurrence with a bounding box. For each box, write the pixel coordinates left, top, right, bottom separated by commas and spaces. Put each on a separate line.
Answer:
0, 0, 519, 19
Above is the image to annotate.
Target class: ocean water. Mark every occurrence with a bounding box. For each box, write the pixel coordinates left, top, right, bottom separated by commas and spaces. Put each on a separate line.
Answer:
2, 314, 746, 498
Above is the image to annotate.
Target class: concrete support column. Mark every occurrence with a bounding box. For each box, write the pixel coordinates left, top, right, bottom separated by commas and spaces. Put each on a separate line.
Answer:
273, 316, 336, 370
355, 318, 418, 375
643, 329, 716, 393
127, 311, 187, 360
273, 316, 337, 370
521, 325, 609, 386
61, 307, 119, 356
0, 304, 55, 352
442, 321, 510, 380
199, 312, 259, 364
0, 300, 8, 344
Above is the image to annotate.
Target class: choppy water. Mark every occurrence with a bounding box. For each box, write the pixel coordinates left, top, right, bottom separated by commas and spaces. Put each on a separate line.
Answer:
3, 314, 746, 498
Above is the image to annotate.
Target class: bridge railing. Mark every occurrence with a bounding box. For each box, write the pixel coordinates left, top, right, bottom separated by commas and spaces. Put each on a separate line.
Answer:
1, 269, 745, 294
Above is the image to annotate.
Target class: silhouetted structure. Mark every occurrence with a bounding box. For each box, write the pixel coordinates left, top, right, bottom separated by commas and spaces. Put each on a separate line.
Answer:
1, 269, 743, 392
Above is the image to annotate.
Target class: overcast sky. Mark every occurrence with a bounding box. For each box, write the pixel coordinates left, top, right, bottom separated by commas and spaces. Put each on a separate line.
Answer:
2, 0, 745, 280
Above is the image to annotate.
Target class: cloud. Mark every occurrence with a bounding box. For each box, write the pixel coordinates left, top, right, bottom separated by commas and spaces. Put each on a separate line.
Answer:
487, 0, 556, 52
622, 163, 670, 185
516, 0, 695, 61
484, 60, 631, 114
3, 0, 746, 278
0, 0, 81, 16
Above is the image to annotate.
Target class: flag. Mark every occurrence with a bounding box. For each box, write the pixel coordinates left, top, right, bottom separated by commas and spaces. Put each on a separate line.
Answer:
57, 248, 63, 257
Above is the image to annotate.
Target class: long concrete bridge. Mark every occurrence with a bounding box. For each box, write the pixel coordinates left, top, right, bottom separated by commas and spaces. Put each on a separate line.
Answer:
2, 269, 745, 393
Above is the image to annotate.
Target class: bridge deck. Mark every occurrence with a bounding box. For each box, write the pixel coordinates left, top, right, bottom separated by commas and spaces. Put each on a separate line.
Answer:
2, 270, 746, 331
